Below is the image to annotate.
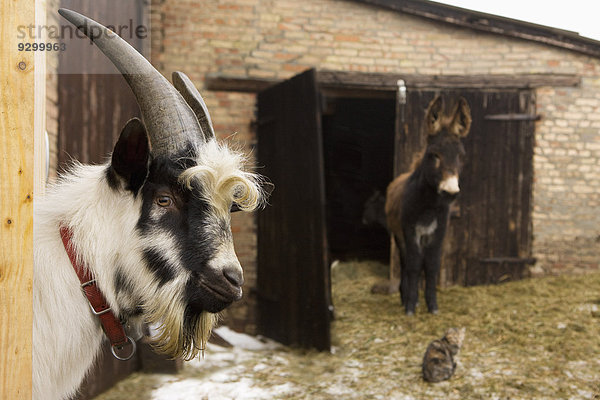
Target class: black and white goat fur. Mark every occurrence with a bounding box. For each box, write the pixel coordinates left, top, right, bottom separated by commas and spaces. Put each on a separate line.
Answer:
33, 9, 265, 400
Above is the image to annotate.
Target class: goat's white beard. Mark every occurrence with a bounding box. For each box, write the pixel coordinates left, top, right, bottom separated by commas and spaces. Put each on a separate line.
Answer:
143, 284, 219, 361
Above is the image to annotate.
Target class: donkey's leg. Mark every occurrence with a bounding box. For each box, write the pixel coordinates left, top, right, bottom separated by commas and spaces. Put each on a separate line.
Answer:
423, 246, 442, 314
400, 261, 408, 306
403, 242, 422, 316
394, 235, 409, 305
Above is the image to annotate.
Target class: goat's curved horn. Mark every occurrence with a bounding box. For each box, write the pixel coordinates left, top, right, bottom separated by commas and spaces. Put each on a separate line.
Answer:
172, 72, 216, 141
58, 8, 204, 157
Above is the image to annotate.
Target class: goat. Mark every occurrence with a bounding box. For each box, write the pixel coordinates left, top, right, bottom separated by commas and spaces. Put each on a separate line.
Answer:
385, 95, 471, 315
33, 9, 266, 400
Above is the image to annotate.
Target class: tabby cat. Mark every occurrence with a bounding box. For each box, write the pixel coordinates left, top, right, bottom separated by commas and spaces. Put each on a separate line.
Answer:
422, 327, 465, 382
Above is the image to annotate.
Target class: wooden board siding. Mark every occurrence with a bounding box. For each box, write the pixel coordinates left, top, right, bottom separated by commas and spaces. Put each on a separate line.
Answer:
457, 91, 535, 286
256, 69, 331, 351
392, 89, 535, 287
57, 1, 145, 169
55, 2, 160, 399
58, 74, 140, 168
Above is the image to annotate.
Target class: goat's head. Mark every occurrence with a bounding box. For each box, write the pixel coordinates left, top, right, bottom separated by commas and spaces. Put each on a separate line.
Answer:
59, 9, 266, 360
422, 95, 471, 196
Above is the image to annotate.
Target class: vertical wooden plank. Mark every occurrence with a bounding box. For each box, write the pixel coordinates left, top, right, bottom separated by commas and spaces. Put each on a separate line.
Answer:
389, 89, 429, 282
53, 3, 157, 398
519, 91, 535, 261
459, 90, 535, 285
34, 0, 47, 195
256, 69, 331, 351
57, 1, 143, 171
0, 0, 44, 398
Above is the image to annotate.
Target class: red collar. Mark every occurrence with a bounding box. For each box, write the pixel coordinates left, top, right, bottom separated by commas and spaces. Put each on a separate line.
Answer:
60, 226, 135, 361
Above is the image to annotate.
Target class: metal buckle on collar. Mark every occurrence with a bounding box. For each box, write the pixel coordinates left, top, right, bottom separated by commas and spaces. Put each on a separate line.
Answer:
81, 279, 112, 316
81, 279, 96, 288
110, 335, 137, 361
87, 302, 112, 316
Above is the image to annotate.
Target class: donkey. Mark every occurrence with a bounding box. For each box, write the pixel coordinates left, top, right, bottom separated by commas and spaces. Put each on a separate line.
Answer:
33, 9, 266, 400
385, 95, 471, 315
362, 190, 388, 230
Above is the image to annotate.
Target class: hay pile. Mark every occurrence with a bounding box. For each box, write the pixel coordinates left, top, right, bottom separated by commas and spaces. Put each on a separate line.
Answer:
96, 260, 600, 399
327, 260, 600, 399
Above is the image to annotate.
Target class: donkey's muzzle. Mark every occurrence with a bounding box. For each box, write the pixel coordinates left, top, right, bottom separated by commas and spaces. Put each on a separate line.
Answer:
438, 174, 460, 196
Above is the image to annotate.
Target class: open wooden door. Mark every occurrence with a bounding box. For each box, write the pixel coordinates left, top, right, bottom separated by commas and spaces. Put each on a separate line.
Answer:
391, 88, 535, 287
256, 69, 331, 351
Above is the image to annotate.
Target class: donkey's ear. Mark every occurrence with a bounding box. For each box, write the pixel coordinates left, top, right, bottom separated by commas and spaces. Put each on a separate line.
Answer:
425, 95, 444, 135
450, 97, 472, 137
110, 118, 150, 193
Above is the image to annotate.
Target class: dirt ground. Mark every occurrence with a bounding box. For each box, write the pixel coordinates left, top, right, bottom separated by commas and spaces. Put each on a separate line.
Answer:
95, 260, 600, 400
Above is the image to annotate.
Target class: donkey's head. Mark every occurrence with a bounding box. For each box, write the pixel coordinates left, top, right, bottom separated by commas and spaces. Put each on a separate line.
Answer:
59, 9, 265, 359
422, 95, 471, 196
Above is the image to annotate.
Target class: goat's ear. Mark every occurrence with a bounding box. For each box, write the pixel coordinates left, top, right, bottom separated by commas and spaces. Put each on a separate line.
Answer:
450, 97, 472, 137
110, 118, 150, 193
425, 95, 444, 135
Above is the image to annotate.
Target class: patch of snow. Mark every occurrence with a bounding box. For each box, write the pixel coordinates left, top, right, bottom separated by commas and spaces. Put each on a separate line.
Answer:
578, 390, 594, 398
151, 376, 295, 400
468, 369, 485, 380
345, 359, 363, 368
388, 395, 418, 400
577, 303, 599, 312
324, 382, 355, 397
213, 326, 281, 351
150, 329, 296, 400
252, 363, 269, 372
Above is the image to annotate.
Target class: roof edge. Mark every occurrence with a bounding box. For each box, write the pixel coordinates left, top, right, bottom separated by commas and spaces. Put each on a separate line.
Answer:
352, 0, 600, 59
205, 71, 580, 93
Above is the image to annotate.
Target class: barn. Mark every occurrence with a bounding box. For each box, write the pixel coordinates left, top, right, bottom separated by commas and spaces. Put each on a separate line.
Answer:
43, 0, 600, 396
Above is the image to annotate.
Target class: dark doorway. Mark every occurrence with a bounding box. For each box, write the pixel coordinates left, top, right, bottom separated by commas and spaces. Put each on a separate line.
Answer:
322, 97, 395, 261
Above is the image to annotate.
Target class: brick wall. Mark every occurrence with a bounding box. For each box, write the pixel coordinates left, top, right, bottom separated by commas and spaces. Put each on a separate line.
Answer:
533, 84, 600, 274
151, 0, 596, 331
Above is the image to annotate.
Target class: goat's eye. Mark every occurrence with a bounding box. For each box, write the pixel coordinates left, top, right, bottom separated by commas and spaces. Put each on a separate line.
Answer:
230, 203, 241, 213
156, 196, 173, 207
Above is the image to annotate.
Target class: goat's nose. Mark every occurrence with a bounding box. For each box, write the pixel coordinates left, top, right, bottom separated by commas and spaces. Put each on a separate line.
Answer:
223, 265, 244, 287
